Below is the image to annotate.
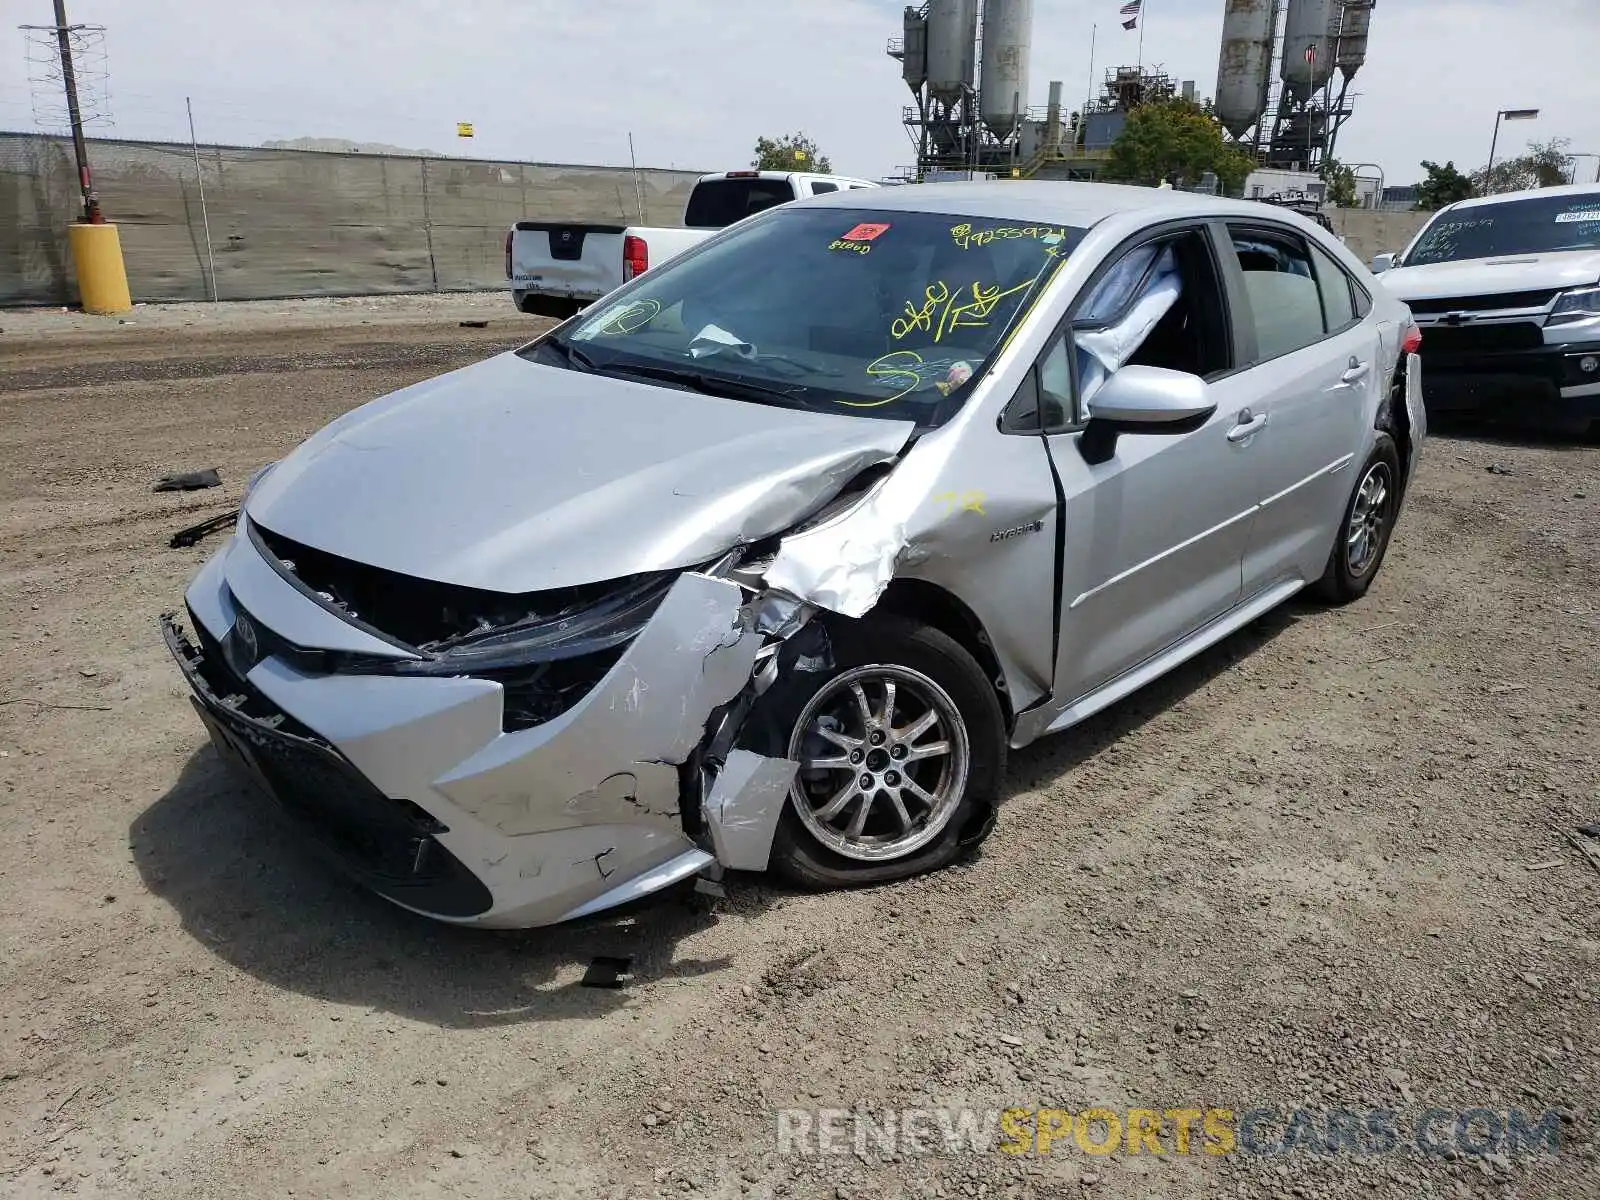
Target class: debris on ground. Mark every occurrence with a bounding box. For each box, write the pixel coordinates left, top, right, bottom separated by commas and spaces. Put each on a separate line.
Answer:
580, 956, 634, 989
169, 509, 239, 549
153, 468, 222, 492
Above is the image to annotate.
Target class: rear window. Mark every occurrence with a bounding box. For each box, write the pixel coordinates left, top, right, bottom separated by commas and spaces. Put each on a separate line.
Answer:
684, 178, 796, 228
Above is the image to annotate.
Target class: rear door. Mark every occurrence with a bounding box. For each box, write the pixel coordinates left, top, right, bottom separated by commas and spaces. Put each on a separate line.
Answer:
511, 222, 627, 300
1221, 222, 1380, 596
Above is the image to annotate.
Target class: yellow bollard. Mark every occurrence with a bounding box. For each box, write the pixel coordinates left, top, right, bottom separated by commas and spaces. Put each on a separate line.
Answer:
66, 222, 133, 315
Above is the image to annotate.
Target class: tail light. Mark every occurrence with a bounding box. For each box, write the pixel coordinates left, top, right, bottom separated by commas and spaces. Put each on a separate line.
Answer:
504, 229, 513, 278
622, 235, 648, 282
1401, 318, 1422, 355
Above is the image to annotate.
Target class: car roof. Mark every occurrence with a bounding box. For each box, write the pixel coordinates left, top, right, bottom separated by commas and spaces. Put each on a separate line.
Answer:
1444, 181, 1600, 212
695, 170, 876, 186
794, 179, 1328, 230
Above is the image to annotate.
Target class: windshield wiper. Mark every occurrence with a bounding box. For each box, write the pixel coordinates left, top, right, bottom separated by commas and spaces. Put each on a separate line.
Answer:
593, 360, 817, 410
536, 335, 597, 372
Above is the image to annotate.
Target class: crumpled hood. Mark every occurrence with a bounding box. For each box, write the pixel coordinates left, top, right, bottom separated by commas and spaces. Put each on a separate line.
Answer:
1380, 249, 1600, 303
245, 351, 914, 593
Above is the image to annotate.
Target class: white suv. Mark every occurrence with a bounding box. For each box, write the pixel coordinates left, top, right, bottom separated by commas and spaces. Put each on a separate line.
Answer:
1373, 183, 1600, 433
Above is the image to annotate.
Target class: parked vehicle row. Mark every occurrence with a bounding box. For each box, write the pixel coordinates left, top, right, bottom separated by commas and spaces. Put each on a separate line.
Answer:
166, 181, 1424, 929
506, 170, 879, 319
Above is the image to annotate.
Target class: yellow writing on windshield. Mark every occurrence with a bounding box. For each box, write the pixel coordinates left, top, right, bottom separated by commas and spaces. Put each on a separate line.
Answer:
847, 350, 924, 407
829, 238, 872, 255
891, 279, 1034, 344
950, 223, 1068, 251
595, 298, 662, 335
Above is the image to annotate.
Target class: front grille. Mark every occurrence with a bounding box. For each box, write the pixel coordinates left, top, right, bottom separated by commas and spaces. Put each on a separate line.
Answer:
1417, 323, 1545, 354
1408, 289, 1559, 315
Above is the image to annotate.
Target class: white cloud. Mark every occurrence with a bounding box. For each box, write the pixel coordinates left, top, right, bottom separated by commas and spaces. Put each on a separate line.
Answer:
2, 0, 1596, 187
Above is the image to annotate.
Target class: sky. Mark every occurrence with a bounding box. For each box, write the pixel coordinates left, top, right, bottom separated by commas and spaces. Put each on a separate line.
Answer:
3, 0, 1599, 188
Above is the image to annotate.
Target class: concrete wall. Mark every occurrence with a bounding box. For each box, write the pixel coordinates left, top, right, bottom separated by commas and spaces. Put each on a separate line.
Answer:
0, 132, 704, 306
1326, 207, 1430, 264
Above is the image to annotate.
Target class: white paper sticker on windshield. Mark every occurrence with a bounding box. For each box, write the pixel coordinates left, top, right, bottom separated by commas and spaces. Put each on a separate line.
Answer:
1555, 209, 1600, 224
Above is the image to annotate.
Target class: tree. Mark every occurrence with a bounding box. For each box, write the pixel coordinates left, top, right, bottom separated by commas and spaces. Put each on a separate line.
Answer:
1414, 160, 1474, 210
1472, 136, 1571, 195
752, 132, 831, 174
1320, 158, 1359, 208
1104, 99, 1255, 194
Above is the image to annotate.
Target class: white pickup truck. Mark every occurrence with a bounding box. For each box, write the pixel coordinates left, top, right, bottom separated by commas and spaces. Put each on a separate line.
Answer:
506, 170, 879, 318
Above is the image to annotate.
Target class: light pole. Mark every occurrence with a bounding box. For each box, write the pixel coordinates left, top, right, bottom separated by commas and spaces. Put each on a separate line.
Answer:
1486, 107, 1539, 194
1345, 161, 1384, 208
1565, 152, 1600, 185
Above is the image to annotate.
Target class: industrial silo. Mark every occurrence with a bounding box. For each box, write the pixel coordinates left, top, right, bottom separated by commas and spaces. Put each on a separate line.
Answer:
980, 0, 1034, 139
926, 0, 978, 105
900, 6, 929, 93
1334, 0, 1374, 81
1280, 0, 1335, 102
1214, 0, 1275, 139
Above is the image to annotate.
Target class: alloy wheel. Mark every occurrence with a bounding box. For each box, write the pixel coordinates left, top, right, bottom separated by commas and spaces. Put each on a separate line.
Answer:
1347, 460, 1393, 577
787, 664, 970, 862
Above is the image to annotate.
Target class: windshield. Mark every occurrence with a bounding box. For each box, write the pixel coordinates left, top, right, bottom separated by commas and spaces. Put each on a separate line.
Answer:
1404, 194, 1600, 266
522, 206, 1086, 425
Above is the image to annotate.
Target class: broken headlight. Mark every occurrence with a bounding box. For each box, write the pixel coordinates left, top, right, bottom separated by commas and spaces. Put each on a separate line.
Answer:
341, 571, 674, 678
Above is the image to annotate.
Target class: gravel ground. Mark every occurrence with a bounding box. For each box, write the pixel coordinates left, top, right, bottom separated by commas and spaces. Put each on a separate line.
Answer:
0, 297, 1596, 1199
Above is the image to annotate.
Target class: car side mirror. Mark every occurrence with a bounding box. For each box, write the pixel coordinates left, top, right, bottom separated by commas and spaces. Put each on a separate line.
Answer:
1369, 252, 1396, 274
1078, 365, 1216, 465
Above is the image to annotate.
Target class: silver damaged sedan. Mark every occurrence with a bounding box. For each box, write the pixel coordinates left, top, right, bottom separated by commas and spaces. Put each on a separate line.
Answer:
162, 182, 1426, 928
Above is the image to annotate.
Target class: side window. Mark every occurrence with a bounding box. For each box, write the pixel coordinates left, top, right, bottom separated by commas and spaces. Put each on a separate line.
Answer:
998, 341, 1073, 435
1000, 228, 1231, 435
1078, 243, 1161, 324
1077, 230, 1231, 409
1039, 337, 1073, 425
1310, 243, 1356, 331
810, 181, 839, 194
1229, 227, 1327, 362
1350, 279, 1373, 318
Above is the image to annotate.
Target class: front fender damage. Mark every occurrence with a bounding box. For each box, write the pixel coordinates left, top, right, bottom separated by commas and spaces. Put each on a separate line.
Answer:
467, 454, 965, 899
436, 571, 762, 838
693, 452, 987, 877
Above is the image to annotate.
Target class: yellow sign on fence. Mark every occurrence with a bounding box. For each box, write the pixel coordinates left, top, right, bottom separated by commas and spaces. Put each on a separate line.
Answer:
456, 122, 474, 138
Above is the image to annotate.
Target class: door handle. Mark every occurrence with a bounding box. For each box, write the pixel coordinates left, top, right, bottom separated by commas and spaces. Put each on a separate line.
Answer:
1226, 410, 1268, 442
1340, 357, 1370, 385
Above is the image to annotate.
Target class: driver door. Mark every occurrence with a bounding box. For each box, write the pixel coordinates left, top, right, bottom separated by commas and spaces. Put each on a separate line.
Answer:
1038, 225, 1260, 705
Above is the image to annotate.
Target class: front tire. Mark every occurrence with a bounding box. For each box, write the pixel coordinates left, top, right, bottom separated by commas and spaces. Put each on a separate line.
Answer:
749, 617, 1005, 891
1310, 432, 1401, 605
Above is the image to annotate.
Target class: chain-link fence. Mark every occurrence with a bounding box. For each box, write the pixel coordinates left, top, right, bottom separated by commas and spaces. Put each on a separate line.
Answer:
0, 132, 704, 306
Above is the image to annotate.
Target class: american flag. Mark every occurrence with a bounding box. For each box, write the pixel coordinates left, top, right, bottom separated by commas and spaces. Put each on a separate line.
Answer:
1305, 44, 1317, 64
1120, 0, 1141, 12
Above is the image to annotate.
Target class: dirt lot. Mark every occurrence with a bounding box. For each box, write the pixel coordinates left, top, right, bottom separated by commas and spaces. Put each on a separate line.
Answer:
1, 298, 1597, 1200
